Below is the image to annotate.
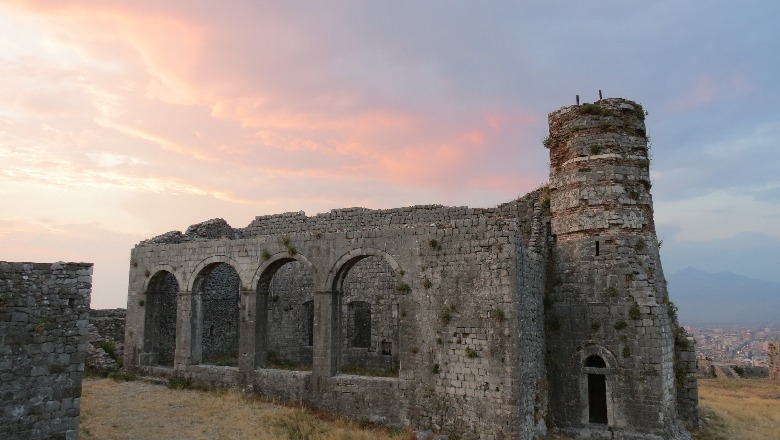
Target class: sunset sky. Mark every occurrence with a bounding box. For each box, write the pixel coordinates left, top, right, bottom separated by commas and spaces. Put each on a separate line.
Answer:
1, 1, 778, 308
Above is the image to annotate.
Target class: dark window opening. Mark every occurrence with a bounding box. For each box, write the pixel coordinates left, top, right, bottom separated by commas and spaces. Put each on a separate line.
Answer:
381, 340, 392, 356
209, 324, 215, 337
304, 300, 314, 346
350, 301, 371, 349
588, 373, 608, 424
595, 240, 600, 256
585, 355, 607, 368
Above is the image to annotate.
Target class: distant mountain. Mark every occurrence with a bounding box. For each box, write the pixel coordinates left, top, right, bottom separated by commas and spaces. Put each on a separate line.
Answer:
666, 267, 780, 325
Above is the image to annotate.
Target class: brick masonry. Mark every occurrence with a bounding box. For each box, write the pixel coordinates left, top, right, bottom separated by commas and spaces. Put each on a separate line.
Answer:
124, 98, 695, 439
0, 261, 92, 440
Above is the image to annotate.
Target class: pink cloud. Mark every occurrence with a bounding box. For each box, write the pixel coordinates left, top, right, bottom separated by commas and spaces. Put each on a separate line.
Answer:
669, 73, 754, 111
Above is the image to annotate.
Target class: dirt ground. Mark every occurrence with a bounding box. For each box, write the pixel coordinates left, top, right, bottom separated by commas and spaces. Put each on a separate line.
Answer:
81, 376, 779, 440
79, 377, 411, 440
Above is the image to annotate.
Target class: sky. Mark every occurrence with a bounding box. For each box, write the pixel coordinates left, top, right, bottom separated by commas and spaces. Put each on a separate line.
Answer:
1, 1, 778, 309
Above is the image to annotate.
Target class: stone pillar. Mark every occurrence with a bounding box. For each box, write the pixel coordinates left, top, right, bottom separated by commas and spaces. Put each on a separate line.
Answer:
769, 342, 779, 380
175, 290, 199, 369
237, 287, 257, 386
312, 290, 337, 389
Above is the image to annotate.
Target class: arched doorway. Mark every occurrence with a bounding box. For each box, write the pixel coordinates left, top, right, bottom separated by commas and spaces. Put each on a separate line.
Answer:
143, 270, 178, 366
193, 262, 240, 366
257, 259, 314, 370
585, 355, 608, 424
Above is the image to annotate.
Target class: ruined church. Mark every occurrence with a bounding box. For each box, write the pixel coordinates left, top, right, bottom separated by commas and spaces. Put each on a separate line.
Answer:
124, 98, 698, 439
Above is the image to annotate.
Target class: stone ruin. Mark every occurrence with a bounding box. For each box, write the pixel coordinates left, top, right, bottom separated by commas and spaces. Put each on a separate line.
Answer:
0, 261, 92, 440
84, 309, 126, 375
123, 98, 698, 439
770, 341, 779, 380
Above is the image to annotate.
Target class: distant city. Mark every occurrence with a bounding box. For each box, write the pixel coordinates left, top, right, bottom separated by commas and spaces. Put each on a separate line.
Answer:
686, 324, 780, 367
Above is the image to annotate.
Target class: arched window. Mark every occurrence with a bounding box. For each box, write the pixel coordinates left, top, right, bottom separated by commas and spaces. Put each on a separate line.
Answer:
585, 355, 607, 368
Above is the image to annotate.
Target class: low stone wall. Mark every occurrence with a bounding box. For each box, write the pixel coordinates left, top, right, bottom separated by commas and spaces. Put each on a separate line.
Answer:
89, 308, 126, 344
0, 261, 92, 440
675, 338, 698, 429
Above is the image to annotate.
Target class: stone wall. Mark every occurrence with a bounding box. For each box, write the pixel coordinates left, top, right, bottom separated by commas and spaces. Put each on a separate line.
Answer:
125, 198, 549, 439
675, 336, 698, 429
85, 308, 126, 375
88, 308, 125, 343
0, 261, 92, 440
770, 341, 779, 380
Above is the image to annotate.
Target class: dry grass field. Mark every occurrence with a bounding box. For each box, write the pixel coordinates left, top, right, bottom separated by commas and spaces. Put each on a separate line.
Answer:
79, 376, 780, 439
79, 377, 414, 440
695, 378, 780, 440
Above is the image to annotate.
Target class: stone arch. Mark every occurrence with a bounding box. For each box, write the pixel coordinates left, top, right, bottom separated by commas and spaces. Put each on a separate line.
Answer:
252, 253, 316, 370
142, 264, 184, 293
189, 255, 247, 292
142, 269, 179, 366
329, 248, 402, 376
191, 258, 242, 366
577, 345, 618, 426
326, 248, 403, 291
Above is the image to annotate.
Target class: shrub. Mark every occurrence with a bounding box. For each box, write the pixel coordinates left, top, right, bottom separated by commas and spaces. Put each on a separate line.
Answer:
629, 302, 641, 320
423, 277, 432, 289
98, 341, 116, 359
396, 283, 411, 294
579, 102, 610, 116
493, 308, 506, 322
622, 347, 631, 358
466, 347, 479, 358
108, 371, 137, 382
614, 320, 628, 330
441, 306, 454, 325
168, 376, 193, 389
429, 239, 442, 251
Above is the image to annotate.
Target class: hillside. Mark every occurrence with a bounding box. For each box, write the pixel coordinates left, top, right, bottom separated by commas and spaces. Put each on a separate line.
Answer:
667, 267, 780, 324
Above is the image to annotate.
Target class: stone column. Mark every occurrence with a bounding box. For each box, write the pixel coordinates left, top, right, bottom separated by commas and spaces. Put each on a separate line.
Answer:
312, 290, 337, 389
238, 287, 258, 386
175, 290, 199, 369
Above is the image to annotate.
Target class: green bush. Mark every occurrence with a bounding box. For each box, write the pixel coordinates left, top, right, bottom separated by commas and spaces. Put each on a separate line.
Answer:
396, 283, 411, 294
629, 302, 641, 320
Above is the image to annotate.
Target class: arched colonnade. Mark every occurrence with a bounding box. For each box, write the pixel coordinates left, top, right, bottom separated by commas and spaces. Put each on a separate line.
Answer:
139, 247, 403, 377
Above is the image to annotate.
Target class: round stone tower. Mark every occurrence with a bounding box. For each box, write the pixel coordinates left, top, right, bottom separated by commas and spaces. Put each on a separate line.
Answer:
544, 98, 692, 438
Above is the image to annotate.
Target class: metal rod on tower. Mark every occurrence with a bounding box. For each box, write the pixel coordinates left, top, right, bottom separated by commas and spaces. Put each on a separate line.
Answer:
576, 95, 580, 105
599, 90, 603, 100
